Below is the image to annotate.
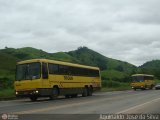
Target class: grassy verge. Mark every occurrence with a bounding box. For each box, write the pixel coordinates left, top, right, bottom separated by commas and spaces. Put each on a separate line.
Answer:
101, 80, 132, 92
101, 79, 160, 92
101, 86, 132, 92
155, 79, 160, 84
0, 88, 16, 100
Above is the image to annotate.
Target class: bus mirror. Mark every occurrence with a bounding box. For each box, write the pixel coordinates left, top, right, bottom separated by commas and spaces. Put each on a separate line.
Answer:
42, 63, 48, 79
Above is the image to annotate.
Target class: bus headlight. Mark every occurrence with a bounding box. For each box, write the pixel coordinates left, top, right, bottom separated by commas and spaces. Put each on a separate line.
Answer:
15, 91, 18, 95
33, 90, 39, 94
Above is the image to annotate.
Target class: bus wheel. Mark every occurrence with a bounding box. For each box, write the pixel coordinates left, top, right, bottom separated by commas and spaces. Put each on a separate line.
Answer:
50, 87, 59, 100
88, 87, 93, 96
144, 85, 147, 90
30, 96, 37, 102
65, 95, 70, 98
82, 87, 88, 97
134, 88, 136, 91
150, 85, 153, 89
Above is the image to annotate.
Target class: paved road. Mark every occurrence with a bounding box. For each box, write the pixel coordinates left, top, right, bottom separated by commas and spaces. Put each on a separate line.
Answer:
0, 89, 160, 120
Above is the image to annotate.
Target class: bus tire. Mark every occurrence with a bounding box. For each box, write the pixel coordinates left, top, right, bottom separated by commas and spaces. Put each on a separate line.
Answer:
144, 85, 147, 90
50, 87, 59, 100
65, 95, 70, 98
88, 87, 93, 96
82, 87, 88, 97
150, 85, 153, 89
141, 85, 146, 90
30, 96, 38, 102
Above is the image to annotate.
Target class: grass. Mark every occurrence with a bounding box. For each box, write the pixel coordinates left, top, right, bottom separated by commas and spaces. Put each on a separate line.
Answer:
101, 86, 132, 92
101, 80, 132, 92
101, 79, 160, 92
0, 88, 15, 100
155, 79, 160, 84
101, 70, 127, 79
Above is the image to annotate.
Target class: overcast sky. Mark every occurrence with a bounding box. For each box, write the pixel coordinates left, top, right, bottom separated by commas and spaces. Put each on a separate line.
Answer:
0, 0, 160, 66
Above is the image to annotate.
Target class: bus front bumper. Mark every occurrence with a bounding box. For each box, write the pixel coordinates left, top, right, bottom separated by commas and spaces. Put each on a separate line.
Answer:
15, 89, 40, 97
131, 86, 145, 89
15, 89, 52, 97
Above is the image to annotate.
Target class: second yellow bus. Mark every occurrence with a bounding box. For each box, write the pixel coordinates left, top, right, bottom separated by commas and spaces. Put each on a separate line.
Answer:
131, 74, 155, 90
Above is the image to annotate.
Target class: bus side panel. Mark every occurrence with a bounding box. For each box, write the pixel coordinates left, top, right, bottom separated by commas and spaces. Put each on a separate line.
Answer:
131, 82, 145, 88
144, 80, 155, 88
48, 75, 101, 87
48, 74, 101, 94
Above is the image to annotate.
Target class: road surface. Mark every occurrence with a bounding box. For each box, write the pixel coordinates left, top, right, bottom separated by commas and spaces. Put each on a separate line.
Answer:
0, 89, 160, 120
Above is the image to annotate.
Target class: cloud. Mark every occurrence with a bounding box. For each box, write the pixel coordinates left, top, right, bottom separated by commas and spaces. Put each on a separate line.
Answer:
0, 0, 160, 66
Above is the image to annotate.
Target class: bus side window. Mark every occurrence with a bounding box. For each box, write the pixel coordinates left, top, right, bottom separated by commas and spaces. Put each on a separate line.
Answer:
42, 63, 48, 79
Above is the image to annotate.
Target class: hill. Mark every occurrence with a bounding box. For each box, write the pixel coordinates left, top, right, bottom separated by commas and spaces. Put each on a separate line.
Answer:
0, 47, 79, 63
68, 47, 136, 81
139, 60, 160, 79
0, 46, 137, 88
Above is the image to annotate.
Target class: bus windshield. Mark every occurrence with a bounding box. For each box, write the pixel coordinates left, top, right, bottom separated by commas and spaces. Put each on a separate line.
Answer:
132, 76, 144, 82
16, 62, 41, 81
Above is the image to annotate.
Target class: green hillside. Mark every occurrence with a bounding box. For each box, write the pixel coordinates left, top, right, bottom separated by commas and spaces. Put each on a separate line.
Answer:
51, 52, 80, 63
68, 47, 136, 70
139, 60, 160, 79
0, 52, 19, 89
68, 47, 108, 70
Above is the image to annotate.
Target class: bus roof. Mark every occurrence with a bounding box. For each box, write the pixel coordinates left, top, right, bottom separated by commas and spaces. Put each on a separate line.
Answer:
131, 74, 154, 77
17, 59, 99, 70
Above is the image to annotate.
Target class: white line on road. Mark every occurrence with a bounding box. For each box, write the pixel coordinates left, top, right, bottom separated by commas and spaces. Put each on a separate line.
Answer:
117, 97, 160, 114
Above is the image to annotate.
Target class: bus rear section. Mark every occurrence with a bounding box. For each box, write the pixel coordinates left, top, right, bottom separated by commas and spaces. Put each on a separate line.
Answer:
131, 74, 155, 90
14, 59, 101, 101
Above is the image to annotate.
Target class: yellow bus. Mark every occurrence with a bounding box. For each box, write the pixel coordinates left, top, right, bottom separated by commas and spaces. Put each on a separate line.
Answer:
14, 59, 101, 101
131, 74, 155, 90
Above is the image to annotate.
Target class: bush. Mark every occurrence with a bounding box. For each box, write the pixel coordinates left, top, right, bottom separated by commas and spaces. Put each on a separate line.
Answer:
102, 80, 121, 88
102, 80, 129, 88
0, 77, 14, 89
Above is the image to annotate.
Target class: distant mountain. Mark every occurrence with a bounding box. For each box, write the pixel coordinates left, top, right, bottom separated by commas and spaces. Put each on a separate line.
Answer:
139, 60, 160, 79
0, 46, 136, 86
